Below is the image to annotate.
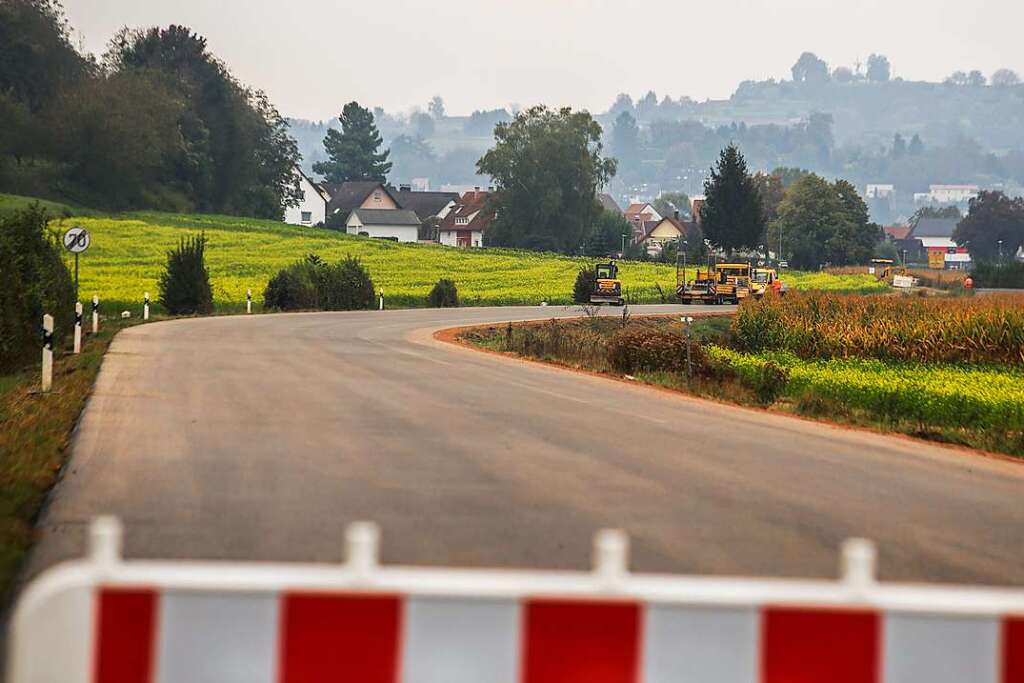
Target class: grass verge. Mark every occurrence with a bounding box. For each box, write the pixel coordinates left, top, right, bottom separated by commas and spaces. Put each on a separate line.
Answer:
0, 319, 126, 600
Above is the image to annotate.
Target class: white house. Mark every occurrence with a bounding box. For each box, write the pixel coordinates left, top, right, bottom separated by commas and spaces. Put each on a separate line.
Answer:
284, 167, 330, 226
865, 184, 895, 199
437, 189, 493, 247
345, 208, 422, 242
915, 184, 980, 205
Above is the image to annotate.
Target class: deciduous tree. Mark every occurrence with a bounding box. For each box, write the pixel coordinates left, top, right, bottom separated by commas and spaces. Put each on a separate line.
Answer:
953, 191, 1024, 261
477, 106, 617, 253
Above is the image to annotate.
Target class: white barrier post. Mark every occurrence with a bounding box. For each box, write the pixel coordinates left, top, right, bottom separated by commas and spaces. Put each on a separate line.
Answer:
143, 292, 150, 321
345, 521, 380, 581
73, 302, 82, 354
89, 515, 124, 568
91, 296, 99, 334
593, 528, 629, 589
246, 288, 252, 314
841, 537, 877, 597
41, 314, 53, 392
379, 288, 384, 311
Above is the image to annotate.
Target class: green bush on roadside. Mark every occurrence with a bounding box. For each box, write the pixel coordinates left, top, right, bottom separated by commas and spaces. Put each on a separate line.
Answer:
0, 204, 75, 372
573, 267, 596, 304
158, 233, 213, 315
428, 278, 459, 307
607, 325, 701, 374
263, 254, 375, 311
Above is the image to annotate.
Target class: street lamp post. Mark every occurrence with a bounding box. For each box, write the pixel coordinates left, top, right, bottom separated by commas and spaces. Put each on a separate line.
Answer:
998, 239, 1004, 261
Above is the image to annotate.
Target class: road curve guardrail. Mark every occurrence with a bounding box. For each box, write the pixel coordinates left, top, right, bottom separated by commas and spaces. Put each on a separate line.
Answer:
9, 517, 1024, 682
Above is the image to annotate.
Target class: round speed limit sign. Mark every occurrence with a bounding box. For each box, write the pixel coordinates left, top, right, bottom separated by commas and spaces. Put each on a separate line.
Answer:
63, 226, 91, 254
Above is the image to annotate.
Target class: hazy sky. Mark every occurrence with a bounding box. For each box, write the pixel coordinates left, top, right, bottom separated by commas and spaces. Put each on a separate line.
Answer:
64, 0, 1024, 121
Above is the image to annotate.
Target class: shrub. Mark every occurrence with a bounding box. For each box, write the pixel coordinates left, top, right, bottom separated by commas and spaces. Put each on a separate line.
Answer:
972, 261, 1024, 289
264, 254, 375, 311
573, 267, 596, 303
428, 278, 459, 307
263, 259, 320, 310
607, 325, 691, 374
158, 233, 213, 315
0, 205, 75, 372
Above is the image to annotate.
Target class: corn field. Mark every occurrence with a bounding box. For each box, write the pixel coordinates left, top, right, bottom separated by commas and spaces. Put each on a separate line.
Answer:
733, 292, 1024, 364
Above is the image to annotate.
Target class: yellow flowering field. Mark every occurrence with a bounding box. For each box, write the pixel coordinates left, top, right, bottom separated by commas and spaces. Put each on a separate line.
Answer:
44, 210, 886, 311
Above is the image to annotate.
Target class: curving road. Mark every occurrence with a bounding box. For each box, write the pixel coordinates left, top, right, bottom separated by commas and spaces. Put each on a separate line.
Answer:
25, 306, 1024, 586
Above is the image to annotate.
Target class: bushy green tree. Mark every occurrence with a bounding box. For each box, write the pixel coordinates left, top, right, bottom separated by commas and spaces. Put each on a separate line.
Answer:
954, 191, 1024, 262
314, 102, 391, 183
777, 174, 881, 269
700, 144, 765, 254
573, 267, 597, 303
585, 209, 631, 256
0, 204, 75, 372
158, 233, 213, 315
478, 106, 617, 253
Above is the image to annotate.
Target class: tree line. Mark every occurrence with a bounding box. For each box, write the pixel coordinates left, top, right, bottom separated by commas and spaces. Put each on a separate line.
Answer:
0, 0, 301, 217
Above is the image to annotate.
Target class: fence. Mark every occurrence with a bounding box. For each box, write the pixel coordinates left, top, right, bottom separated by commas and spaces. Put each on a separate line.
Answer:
9, 517, 1024, 682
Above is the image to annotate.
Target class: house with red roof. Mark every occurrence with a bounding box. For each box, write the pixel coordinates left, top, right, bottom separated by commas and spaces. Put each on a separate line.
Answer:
438, 188, 494, 247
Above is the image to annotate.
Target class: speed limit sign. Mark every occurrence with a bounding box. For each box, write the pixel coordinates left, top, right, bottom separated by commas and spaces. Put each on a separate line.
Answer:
63, 226, 91, 254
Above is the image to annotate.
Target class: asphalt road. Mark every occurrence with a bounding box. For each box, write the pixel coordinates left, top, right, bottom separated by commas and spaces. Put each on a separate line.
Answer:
25, 305, 1024, 586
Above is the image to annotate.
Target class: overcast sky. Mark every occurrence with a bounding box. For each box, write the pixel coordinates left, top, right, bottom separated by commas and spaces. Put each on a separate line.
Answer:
64, 0, 1024, 121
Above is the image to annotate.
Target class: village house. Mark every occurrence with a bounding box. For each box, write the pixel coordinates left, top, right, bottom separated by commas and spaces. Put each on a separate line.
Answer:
623, 202, 662, 244
438, 188, 493, 247
345, 208, 423, 242
283, 167, 331, 226
910, 217, 970, 270
639, 211, 696, 256
324, 181, 401, 224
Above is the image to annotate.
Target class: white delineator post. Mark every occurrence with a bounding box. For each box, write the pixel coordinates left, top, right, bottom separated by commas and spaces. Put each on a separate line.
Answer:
379, 289, 384, 311
73, 302, 82, 354
143, 292, 150, 321
91, 296, 99, 334
246, 289, 252, 314
41, 314, 54, 392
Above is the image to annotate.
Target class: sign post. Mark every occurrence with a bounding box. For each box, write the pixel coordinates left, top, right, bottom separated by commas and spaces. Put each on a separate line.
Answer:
73, 302, 82, 354
62, 227, 90, 300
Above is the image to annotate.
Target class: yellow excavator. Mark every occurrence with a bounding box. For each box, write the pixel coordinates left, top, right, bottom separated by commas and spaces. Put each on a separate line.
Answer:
590, 261, 625, 306
678, 262, 752, 305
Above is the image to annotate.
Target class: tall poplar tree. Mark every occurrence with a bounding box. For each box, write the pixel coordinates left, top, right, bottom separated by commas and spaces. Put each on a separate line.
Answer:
314, 101, 391, 183
700, 144, 765, 254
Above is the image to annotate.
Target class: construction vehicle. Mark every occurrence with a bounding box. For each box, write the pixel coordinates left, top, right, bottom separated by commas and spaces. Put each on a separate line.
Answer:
590, 261, 625, 306
678, 262, 752, 305
870, 258, 905, 280
750, 268, 786, 298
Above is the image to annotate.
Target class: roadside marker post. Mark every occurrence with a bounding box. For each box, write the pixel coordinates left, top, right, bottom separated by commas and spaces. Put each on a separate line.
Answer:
10, 518, 1024, 683
246, 289, 252, 314
379, 288, 385, 311
681, 316, 694, 378
143, 292, 150, 321
73, 302, 82, 354
91, 296, 99, 334
40, 314, 53, 392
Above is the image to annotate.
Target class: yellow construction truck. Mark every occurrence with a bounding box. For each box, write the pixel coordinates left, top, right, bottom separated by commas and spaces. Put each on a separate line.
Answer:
677, 262, 752, 305
750, 267, 786, 298
590, 261, 625, 306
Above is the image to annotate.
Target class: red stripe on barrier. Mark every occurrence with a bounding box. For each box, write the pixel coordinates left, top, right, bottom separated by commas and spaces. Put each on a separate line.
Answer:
93, 588, 157, 683
761, 607, 879, 683
279, 593, 402, 683
1004, 617, 1024, 683
521, 599, 641, 683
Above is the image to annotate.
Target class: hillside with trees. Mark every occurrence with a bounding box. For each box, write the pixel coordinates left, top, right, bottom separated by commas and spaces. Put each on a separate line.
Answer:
0, 0, 300, 218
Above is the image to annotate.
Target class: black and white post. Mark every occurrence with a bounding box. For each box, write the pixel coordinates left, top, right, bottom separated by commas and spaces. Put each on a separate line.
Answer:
246, 289, 252, 315
92, 296, 99, 334
74, 302, 83, 354
379, 288, 384, 311
143, 292, 150, 321
41, 314, 54, 392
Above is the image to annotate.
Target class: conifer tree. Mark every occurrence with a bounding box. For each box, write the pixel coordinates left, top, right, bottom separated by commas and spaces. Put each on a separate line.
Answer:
314, 101, 391, 183
700, 144, 765, 254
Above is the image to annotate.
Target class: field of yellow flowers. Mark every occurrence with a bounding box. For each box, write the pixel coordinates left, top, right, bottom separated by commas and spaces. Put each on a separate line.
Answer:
47, 211, 886, 311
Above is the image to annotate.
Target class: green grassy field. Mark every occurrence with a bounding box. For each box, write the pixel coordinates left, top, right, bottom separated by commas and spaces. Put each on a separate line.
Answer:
0, 192, 96, 218
27, 209, 888, 313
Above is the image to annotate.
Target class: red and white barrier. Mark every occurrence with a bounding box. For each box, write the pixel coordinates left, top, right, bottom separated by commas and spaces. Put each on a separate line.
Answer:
9, 519, 1024, 683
